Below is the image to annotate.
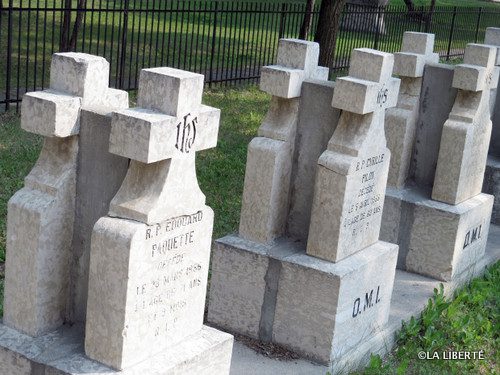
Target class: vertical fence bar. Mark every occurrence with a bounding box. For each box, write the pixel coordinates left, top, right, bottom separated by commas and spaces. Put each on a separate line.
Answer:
373, 6, 381, 50
5, 0, 13, 111
119, 0, 129, 89
209, 1, 218, 87
446, 6, 457, 61
474, 7, 483, 43
279, 2, 287, 39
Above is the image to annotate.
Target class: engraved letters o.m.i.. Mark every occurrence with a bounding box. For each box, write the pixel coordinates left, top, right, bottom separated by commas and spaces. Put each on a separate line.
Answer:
175, 113, 198, 153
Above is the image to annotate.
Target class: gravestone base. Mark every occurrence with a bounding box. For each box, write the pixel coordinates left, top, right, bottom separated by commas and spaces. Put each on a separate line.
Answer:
381, 186, 493, 281
207, 235, 398, 365
483, 155, 500, 225
0, 323, 233, 375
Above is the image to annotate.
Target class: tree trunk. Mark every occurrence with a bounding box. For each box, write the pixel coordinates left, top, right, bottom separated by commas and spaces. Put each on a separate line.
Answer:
60, 0, 72, 51
299, 0, 315, 40
403, 0, 415, 12
314, 0, 347, 70
68, 0, 87, 51
425, 0, 436, 31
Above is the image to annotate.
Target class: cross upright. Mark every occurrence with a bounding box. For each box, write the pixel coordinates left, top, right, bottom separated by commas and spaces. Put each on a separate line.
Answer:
260, 38, 329, 98
393, 32, 439, 79
452, 43, 498, 94
432, 43, 499, 205
108, 67, 220, 224
306, 48, 401, 263
485, 27, 500, 66
21, 52, 127, 138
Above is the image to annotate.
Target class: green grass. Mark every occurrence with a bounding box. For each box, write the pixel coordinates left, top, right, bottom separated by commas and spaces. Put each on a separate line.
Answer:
390, 0, 500, 8
0, 110, 43, 263
358, 262, 500, 375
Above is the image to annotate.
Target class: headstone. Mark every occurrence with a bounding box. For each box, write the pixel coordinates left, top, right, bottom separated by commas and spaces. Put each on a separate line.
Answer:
84, 67, 232, 371
208, 46, 399, 366
483, 27, 500, 225
239, 38, 328, 243
306, 48, 400, 262
3, 53, 127, 337
379, 42, 496, 281
0, 55, 232, 375
386, 32, 439, 188
432, 43, 498, 205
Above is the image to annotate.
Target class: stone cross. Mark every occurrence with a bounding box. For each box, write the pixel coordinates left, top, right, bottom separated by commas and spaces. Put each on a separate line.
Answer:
4, 53, 128, 337
239, 39, 328, 244
85, 68, 223, 370
485, 27, 500, 66
107, 67, 220, 224
307, 48, 400, 262
432, 43, 499, 205
386, 32, 439, 188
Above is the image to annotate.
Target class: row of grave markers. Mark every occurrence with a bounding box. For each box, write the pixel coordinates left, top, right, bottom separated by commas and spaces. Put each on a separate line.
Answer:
0, 28, 499, 374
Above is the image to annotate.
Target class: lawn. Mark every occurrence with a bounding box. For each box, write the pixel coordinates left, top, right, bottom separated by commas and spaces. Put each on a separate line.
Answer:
1, 0, 498, 110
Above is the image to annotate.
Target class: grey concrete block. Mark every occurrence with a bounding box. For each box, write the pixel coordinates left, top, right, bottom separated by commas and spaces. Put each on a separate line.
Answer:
483, 155, 500, 224
68, 108, 129, 323
0, 323, 233, 375
287, 79, 341, 242
410, 63, 458, 188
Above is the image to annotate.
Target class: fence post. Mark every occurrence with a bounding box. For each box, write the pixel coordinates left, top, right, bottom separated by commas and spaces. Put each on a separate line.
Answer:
279, 2, 288, 39
209, 1, 219, 87
373, 6, 381, 50
474, 7, 483, 43
5, 0, 13, 111
446, 6, 457, 61
119, 0, 129, 90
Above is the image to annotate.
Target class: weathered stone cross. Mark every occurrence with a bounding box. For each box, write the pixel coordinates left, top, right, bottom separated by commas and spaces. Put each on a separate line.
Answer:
108, 67, 220, 224
386, 32, 439, 188
239, 39, 328, 244
432, 43, 499, 205
307, 48, 400, 262
485, 27, 500, 66
260, 38, 329, 98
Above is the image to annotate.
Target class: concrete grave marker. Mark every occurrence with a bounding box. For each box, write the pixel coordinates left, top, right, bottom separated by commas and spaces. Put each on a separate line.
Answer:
84, 67, 232, 371
306, 48, 400, 262
3, 53, 127, 337
208, 46, 399, 367
239, 38, 328, 244
432, 43, 499, 205
386, 32, 439, 188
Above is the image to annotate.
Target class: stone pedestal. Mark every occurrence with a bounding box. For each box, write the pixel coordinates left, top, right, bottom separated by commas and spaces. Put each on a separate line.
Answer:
0, 323, 232, 375
208, 235, 397, 365
383, 186, 493, 281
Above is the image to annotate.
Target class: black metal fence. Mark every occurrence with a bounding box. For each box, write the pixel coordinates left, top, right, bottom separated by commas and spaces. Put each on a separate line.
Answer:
1, 1, 499, 110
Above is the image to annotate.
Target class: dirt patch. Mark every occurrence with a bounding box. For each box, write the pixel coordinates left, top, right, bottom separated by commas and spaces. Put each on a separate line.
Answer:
233, 333, 301, 361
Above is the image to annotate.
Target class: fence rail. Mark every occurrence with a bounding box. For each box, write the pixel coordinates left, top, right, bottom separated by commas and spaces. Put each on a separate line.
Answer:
1, 1, 499, 111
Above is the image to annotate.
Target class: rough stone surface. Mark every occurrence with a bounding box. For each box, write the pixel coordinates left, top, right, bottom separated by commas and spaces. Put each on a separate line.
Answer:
307, 48, 400, 262
20, 90, 81, 137
85, 208, 215, 370
432, 44, 498, 205
240, 39, 328, 244
273, 241, 398, 364
3, 137, 78, 337
67, 109, 129, 323
84, 66, 230, 371
407, 193, 493, 281
409, 63, 457, 189
386, 32, 438, 188
287, 80, 341, 242
0, 324, 233, 375
207, 235, 397, 365
483, 156, 500, 225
